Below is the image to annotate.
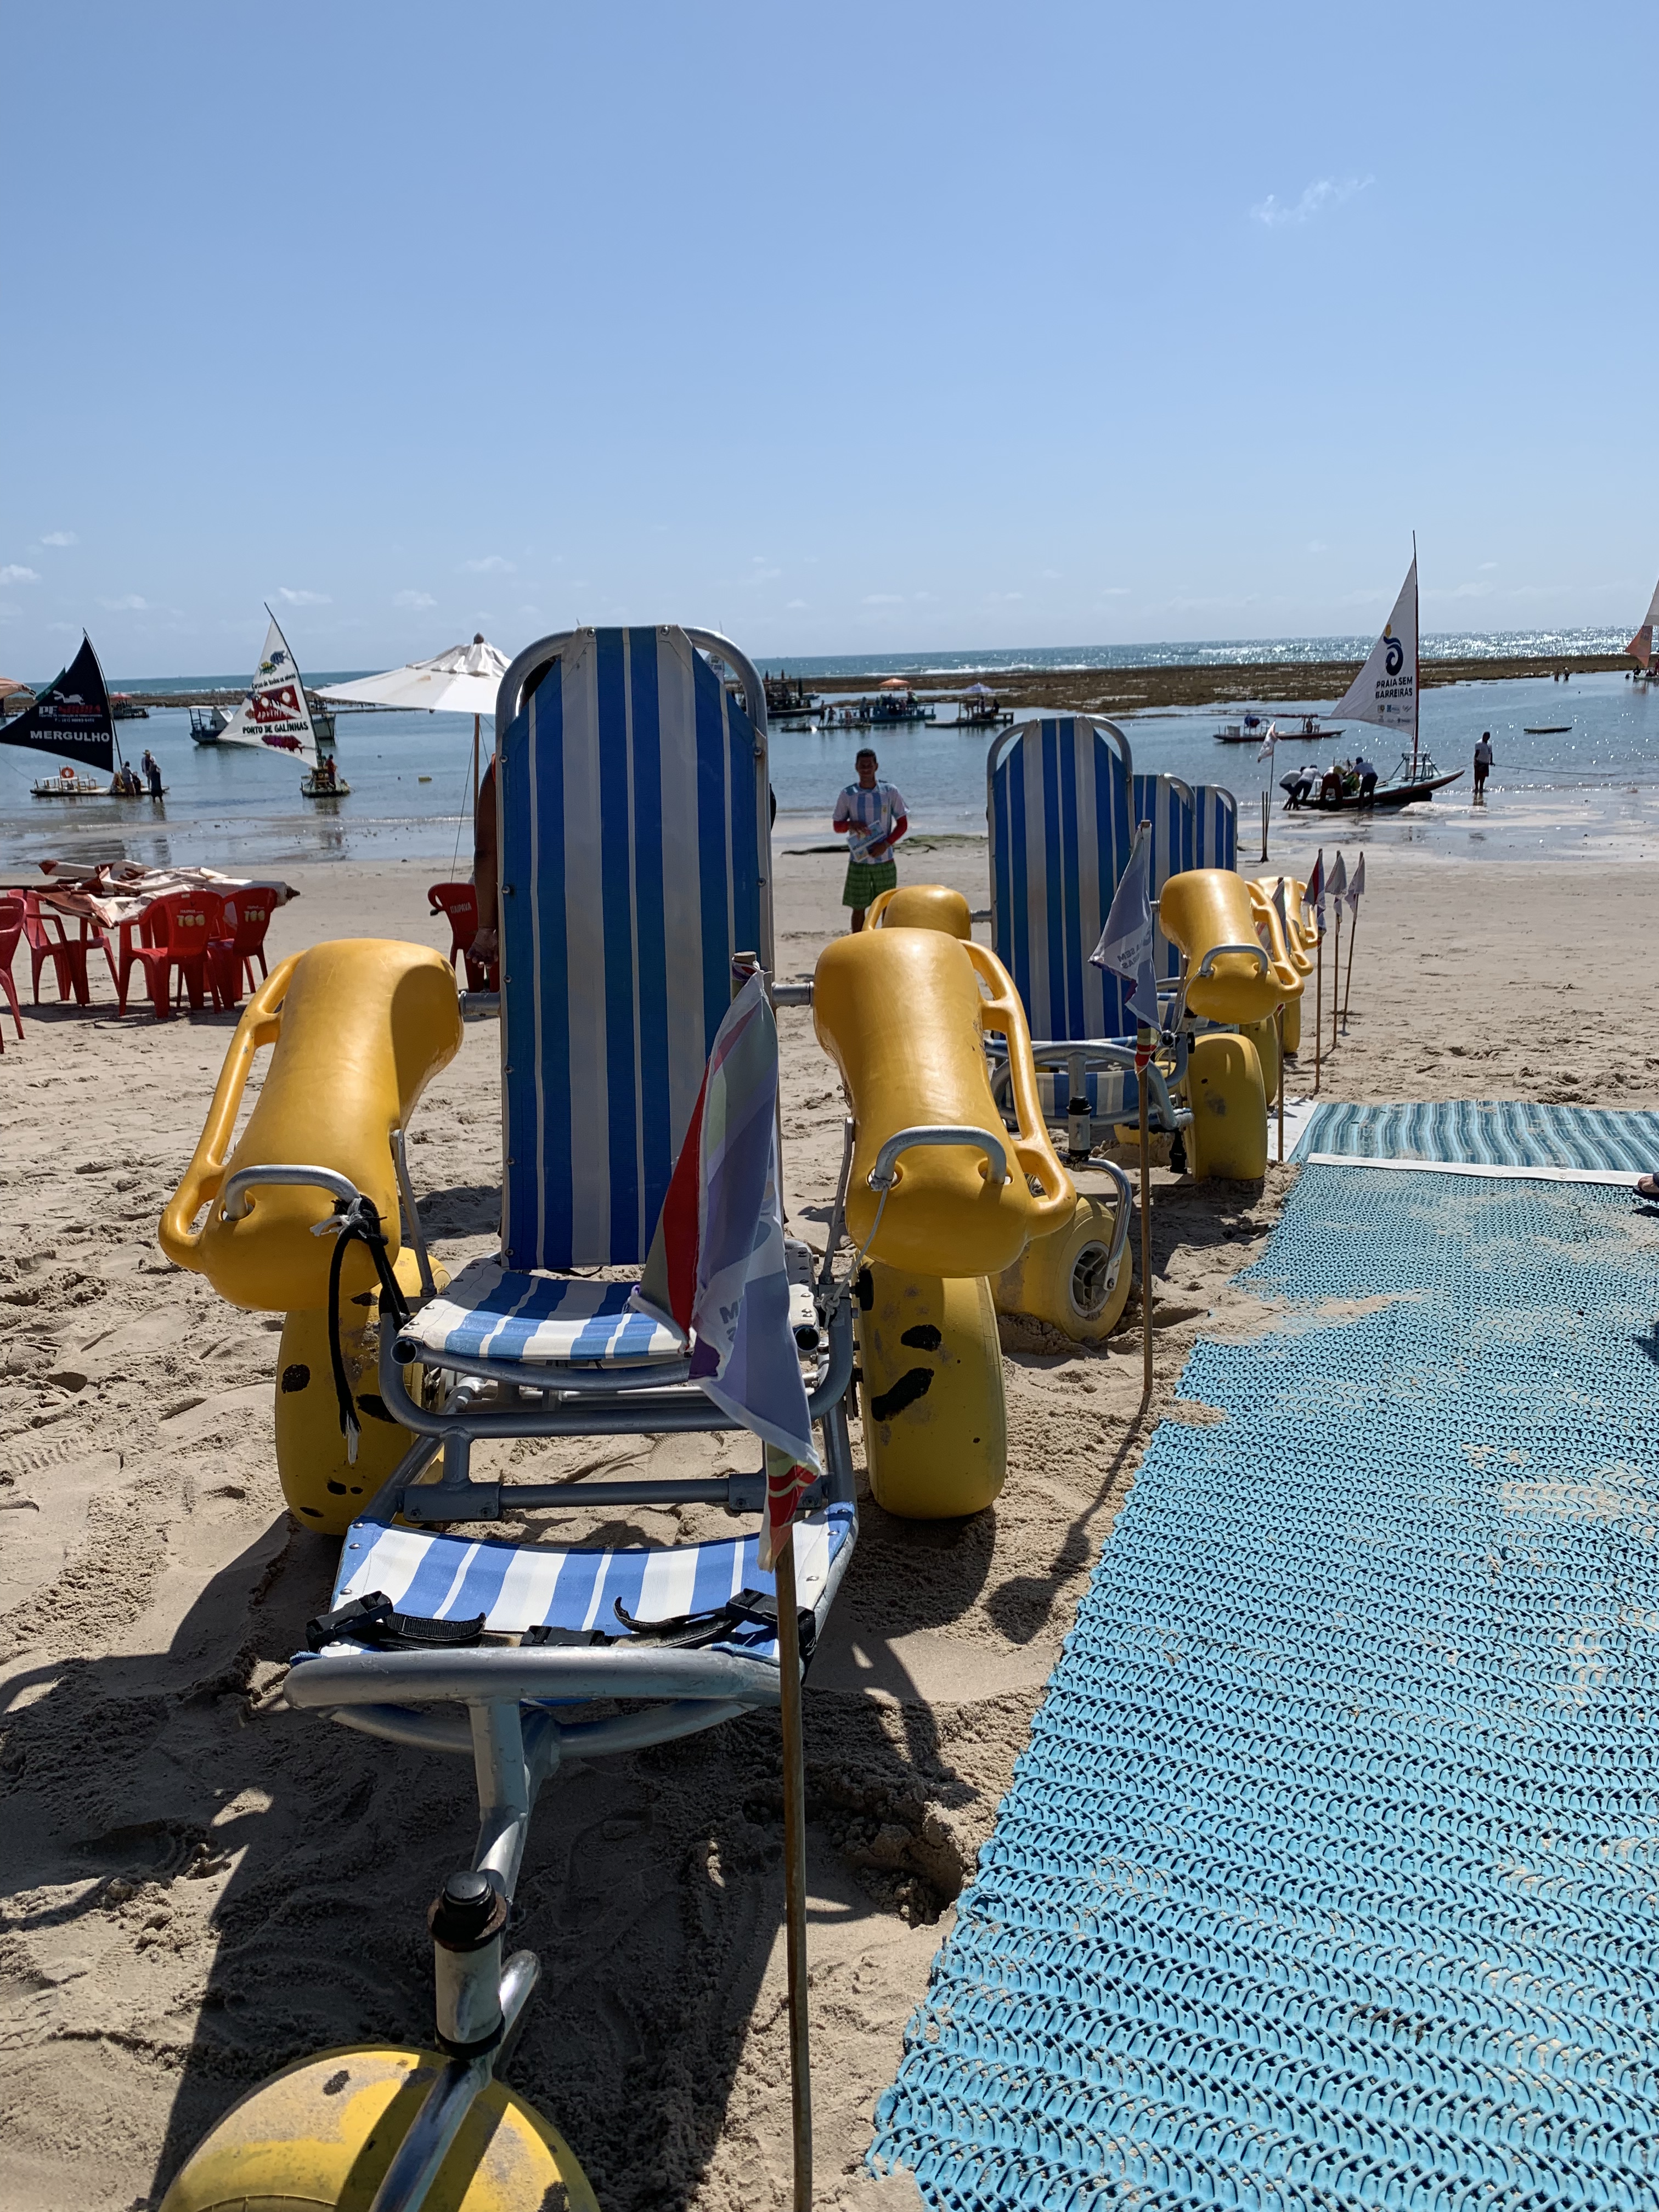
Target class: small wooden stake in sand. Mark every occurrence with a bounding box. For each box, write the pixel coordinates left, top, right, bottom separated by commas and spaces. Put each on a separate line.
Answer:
1276, 1002, 1285, 1166
775, 1527, 812, 2210
1138, 1030, 1154, 1404
1330, 900, 1342, 1058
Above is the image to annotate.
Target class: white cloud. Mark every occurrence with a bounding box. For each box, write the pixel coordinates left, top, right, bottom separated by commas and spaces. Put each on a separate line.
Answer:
394, 589, 437, 610
1252, 176, 1373, 228
785, 599, 808, 610
863, 592, 904, 606
276, 586, 330, 606
1099, 586, 1130, 597
40, 530, 77, 547
461, 555, 514, 574
1307, 539, 1328, 555
99, 594, 149, 611
0, 564, 38, 584
1479, 561, 1497, 571
984, 591, 1025, 603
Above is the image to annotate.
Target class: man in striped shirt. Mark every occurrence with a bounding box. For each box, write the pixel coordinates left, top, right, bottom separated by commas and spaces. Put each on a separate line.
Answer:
832, 747, 909, 931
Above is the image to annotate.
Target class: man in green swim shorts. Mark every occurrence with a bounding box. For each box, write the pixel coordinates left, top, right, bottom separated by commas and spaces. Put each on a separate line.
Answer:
833, 747, 909, 931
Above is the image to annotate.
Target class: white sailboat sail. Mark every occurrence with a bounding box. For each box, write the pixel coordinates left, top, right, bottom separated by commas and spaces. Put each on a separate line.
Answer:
218, 613, 319, 765
1330, 554, 1419, 744
1626, 577, 1659, 669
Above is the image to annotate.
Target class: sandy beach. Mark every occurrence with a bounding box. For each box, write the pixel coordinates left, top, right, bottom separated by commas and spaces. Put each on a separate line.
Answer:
3, 836, 1657, 2210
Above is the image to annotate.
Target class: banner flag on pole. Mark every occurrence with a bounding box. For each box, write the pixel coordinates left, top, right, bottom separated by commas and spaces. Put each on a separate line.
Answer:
1091, 820, 1162, 1055
1272, 874, 1291, 949
1305, 848, 1325, 932
634, 970, 821, 1571
1328, 850, 1348, 903
1256, 718, 1278, 763
0, 634, 116, 772
218, 612, 319, 765
1330, 554, 1419, 742
1345, 851, 1366, 913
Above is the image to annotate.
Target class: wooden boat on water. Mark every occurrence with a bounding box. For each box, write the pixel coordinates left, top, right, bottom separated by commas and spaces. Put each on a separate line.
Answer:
31, 772, 166, 799
1281, 764, 1462, 812
301, 768, 350, 798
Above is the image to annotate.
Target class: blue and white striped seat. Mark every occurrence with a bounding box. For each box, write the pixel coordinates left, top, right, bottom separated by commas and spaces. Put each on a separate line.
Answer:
989, 716, 1136, 1042
1132, 770, 1196, 983
1191, 781, 1238, 870
399, 1262, 681, 1367
408, 626, 765, 1372
314, 1502, 856, 1667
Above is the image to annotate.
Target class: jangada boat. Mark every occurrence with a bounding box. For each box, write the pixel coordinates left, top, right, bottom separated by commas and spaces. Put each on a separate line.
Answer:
1280, 761, 1462, 812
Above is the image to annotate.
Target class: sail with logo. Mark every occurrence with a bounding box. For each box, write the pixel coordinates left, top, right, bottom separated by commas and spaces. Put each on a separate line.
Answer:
218, 612, 319, 767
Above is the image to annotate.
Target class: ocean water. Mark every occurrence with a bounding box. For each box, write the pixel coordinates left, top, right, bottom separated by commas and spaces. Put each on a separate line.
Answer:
2, 646, 1655, 874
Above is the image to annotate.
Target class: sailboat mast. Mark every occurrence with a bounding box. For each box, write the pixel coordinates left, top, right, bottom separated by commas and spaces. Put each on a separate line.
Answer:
1410, 532, 1420, 782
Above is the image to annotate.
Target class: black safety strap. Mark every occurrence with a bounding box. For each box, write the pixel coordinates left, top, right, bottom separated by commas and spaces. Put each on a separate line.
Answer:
305, 1591, 486, 1653
612, 1586, 817, 1657
325, 1196, 412, 1465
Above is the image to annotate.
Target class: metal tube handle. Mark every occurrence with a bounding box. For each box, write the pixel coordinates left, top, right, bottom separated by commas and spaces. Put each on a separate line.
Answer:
867, 1124, 1008, 1193
1194, 943, 1271, 981
218, 1162, 365, 1224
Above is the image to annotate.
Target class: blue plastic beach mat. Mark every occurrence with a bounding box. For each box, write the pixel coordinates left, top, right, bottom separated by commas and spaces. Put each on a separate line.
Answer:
871, 1104, 1659, 2211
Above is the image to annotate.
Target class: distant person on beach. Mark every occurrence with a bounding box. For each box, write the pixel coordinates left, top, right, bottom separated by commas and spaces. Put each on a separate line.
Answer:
1355, 753, 1378, 806
833, 748, 908, 930
141, 748, 162, 798
1474, 733, 1493, 804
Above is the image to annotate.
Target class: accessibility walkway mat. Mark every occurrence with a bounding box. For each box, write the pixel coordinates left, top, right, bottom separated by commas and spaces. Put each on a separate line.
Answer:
1303, 1097, 1659, 1176
869, 1161, 1659, 2209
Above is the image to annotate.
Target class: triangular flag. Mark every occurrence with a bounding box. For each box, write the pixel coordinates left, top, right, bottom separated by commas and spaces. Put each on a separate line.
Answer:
1272, 876, 1291, 949
1304, 849, 1325, 930
633, 972, 821, 1570
1256, 718, 1278, 763
1090, 821, 1162, 1041
1328, 850, 1348, 902
1346, 851, 1365, 913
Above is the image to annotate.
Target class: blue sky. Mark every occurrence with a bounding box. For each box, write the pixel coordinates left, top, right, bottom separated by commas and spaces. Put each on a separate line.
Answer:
7, 1, 1655, 677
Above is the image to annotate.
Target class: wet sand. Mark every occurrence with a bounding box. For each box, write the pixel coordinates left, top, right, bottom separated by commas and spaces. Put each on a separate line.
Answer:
2, 841, 1657, 2208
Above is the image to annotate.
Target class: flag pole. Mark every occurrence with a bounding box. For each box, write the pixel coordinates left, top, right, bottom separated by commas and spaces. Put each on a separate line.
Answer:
1342, 901, 1361, 1028
1313, 921, 1323, 1096
1330, 898, 1341, 1059
1276, 1003, 1285, 1165
774, 1523, 813, 2212
1138, 1041, 1153, 1404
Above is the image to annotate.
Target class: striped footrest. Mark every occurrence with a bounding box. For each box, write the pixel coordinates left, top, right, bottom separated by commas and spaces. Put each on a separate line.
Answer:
399, 1260, 683, 1367
319, 1504, 855, 1665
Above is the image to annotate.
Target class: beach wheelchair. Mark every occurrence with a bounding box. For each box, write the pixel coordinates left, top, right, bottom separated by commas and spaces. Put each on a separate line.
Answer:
155, 625, 1076, 2208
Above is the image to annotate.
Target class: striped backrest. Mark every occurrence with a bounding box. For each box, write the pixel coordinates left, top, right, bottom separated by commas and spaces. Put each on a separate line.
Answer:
988, 717, 1135, 1041
1132, 772, 1195, 981
498, 627, 764, 1270
1191, 783, 1239, 870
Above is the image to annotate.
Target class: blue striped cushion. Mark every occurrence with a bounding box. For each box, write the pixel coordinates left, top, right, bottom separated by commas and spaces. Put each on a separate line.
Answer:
990, 718, 1134, 1041
498, 627, 764, 1273
1034, 1064, 1137, 1123
320, 1503, 856, 1665
399, 1262, 682, 1366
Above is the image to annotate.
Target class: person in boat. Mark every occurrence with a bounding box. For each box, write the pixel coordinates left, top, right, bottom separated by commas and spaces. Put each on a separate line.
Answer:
834, 747, 908, 932
316, 754, 338, 791
1356, 753, 1378, 806
1473, 733, 1493, 806
142, 748, 162, 798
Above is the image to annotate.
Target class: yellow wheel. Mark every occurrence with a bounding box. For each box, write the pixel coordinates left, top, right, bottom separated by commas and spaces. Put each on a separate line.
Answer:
992, 1192, 1131, 1344
158, 2043, 596, 2212
856, 1267, 1006, 1517
275, 1252, 446, 1534
1186, 1032, 1268, 1182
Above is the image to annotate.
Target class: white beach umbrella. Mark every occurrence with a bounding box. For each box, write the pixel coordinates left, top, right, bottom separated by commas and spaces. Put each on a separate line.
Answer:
318, 634, 509, 809
317, 633, 509, 717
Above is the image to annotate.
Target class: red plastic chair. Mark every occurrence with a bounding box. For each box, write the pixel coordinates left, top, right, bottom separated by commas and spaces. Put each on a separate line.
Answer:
20, 890, 88, 1005
428, 881, 496, 991
0, 898, 24, 1046
209, 890, 275, 1006
121, 891, 229, 1020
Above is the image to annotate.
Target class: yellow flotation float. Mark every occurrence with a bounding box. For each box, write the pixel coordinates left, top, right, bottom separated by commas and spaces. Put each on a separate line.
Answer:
866, 881, 974, 938
161, 940, 461, 1312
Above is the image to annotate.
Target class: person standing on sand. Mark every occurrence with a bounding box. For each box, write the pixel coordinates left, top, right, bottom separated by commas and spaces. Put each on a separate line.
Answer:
1474, 732, 1493, 805
833, 747, 908, 930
